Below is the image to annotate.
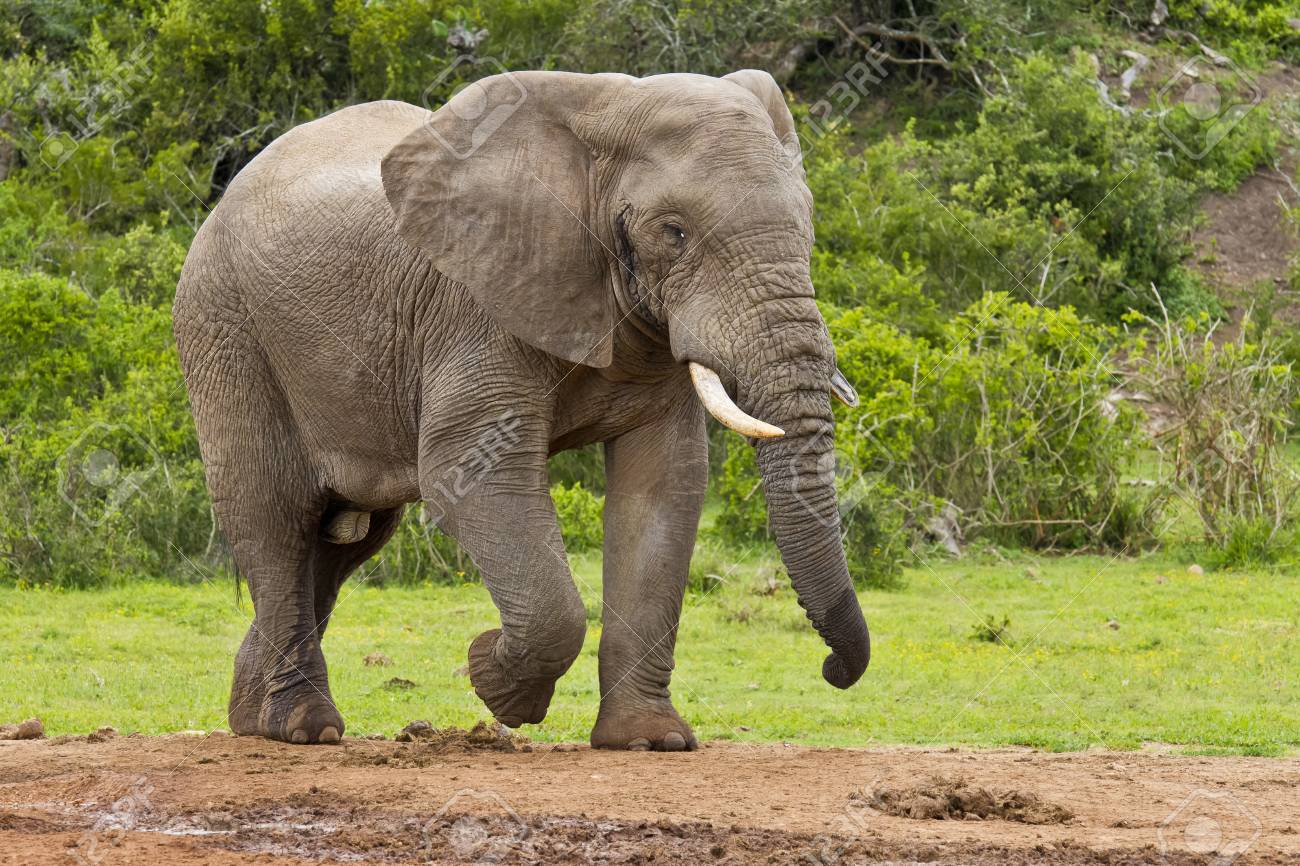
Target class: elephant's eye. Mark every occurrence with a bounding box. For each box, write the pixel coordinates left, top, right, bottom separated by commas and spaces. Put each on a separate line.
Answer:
664, 223, 686, 246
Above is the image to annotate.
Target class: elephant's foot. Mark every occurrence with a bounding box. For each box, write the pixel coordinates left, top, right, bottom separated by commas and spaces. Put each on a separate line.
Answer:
467, 628, 558, 728
228, 629, 268, 737
228, 628, 343, 744
590, 700, 697, 752
257, 682, 345, 744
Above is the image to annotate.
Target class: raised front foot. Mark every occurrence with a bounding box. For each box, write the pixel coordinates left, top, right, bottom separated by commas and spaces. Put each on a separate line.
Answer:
467, 629, 560, 728
590, 700, 698, 752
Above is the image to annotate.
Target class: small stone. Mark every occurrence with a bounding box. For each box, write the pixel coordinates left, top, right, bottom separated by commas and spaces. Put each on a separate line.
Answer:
395, 720, 434, 742
552, 742, 578, 752
177, 729, 208, 737
1107, 619, 1120, 630
1187, 564, 1204, 576
1155, 574, 1169, 584
363, 652, 393, 667
383, 677, 417, 690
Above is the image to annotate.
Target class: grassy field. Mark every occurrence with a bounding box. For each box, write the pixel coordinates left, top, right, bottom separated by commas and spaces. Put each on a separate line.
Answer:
3, 548, 1297, 754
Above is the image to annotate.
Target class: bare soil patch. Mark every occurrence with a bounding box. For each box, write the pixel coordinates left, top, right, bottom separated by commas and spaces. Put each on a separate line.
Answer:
1, 733, 1297, 865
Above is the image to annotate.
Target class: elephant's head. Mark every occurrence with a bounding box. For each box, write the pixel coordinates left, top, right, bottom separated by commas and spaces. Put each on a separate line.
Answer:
381, 70, 870, 690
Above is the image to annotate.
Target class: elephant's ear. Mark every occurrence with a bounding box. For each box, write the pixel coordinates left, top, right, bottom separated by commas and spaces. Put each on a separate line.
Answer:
382, 72, 623, 367
722, 70, 804, 177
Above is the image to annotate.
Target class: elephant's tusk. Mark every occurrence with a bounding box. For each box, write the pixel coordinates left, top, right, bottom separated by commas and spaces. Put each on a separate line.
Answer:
830, 367, 859, 408
688, 362, 785, 439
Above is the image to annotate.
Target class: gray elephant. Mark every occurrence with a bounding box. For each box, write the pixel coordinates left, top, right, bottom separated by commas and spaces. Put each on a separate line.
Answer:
173, 69, 870, 750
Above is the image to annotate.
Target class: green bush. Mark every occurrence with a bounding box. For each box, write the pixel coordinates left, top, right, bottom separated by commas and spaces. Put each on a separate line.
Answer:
550, 481, 604, 553
714, 294, 1157, 579
1125, 302, 1300, 563
2, 0, 1290, 588
371, 506, 480, 587
0, 271, 208, 587
804, 51, 1274, 324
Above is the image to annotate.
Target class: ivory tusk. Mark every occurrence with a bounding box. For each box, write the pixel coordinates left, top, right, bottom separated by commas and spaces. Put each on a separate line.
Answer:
830, 367, 859, 408
688, 362, 785, 439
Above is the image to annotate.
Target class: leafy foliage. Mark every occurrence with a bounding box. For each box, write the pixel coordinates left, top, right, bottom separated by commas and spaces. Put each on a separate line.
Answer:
714, 294, 1161, 583
1125, 299, 1300, 565
1, 1, 1294, 586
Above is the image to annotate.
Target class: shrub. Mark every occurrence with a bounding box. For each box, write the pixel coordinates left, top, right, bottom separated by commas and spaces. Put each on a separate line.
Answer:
371, 506, 480, 587
550, 481, 604, 553
802, 51, 1274, 325
713, 293, 1156, 579
1125, 296, 1300, 561
903, 295, 1156, 550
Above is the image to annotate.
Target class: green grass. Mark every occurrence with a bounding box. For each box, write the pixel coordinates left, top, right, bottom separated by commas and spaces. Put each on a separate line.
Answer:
3, 549, 1297, 754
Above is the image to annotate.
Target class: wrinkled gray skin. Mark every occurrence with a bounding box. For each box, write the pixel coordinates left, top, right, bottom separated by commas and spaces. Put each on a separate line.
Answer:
173, 70, 870, 749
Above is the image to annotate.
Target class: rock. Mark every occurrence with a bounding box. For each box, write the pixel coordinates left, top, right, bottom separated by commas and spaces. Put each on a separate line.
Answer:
395, 720, 435, 742
1187, 563, 1204, 576
0, 718, 45, 740
1107, 619, 1120, 630
383, 677, 417, 690
552, 742, 578, 752
1155, 574, 1169, 584
177, 729, 208, 737
1150, 0, 1168, 27
1288, 18, 1300, 32
363, 652, 393, 667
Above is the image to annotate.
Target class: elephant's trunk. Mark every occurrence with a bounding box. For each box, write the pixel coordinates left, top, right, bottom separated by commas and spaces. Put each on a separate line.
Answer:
673, 270, 870, 688
750, 393, 870, 688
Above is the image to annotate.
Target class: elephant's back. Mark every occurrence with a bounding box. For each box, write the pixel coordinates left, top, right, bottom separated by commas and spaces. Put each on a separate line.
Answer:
218, 100, 430, 229
174, 100, 442, 418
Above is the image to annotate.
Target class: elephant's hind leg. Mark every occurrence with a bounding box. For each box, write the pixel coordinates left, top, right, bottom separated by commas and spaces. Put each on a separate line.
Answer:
222, 493, 348, 745
186, 334, 345, 745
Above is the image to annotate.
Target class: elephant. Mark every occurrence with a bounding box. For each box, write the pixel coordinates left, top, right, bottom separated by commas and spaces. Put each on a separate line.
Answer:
173, 68, 871, 750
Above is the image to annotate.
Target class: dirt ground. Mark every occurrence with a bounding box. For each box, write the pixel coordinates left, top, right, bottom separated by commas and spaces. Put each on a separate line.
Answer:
1, 730, 1297, 865
1188, 62, 1299, 319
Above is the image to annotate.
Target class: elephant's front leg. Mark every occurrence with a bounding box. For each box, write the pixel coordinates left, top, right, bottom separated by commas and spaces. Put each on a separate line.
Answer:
427, 436, 587, 728
591, 397, 707, 751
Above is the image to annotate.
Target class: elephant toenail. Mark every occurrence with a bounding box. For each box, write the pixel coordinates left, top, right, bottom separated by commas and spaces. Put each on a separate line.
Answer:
627, 737, 651, 751
291, 729, 309, 744
319, 726, 340, 744
662, 732, 687, 751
